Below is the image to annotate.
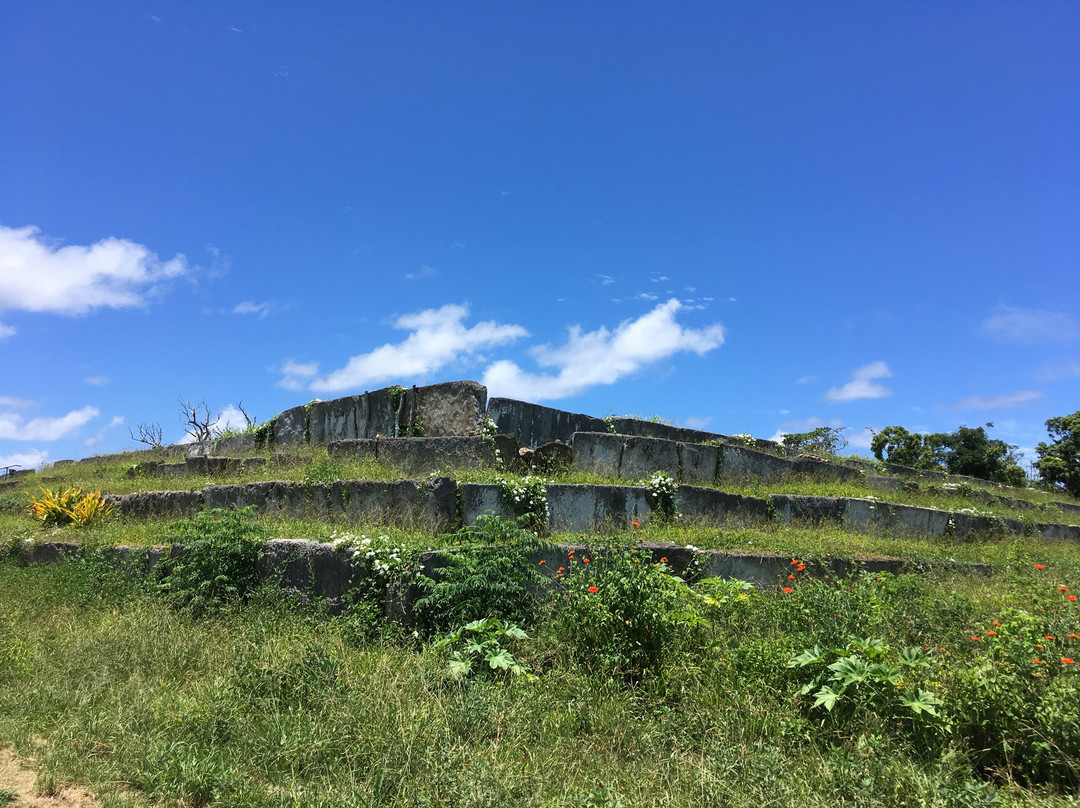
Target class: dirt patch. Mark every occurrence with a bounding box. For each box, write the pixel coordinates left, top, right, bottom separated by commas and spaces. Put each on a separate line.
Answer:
0, 746, 102, 808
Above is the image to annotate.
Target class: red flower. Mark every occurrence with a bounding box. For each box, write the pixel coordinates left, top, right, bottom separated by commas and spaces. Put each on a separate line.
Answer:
796, 564, 806, 572
1036, 644, 1044, 650
1062, 658, 1076, 665
782, 587, 793, 594
557, 566, 565, 572
1046, 635, 1056, 641
1035, 564, 1046, 569
985, 630, 997, 636
1060, 587, 1069, 593
538, 560, 546, 565
1068, 595, 1077, 602
788, 574, 795, 580
583, 558, 591, 564
588, 586, 598, 593
1033, 658, 1046, 664
971, 636, 980, 642
632, 521, 640, 527
790, 559, 800, 566
660, 557, 668, 563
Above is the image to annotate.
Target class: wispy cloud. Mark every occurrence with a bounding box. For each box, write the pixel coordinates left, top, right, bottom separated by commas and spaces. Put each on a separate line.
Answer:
825, 361, 893, 403
682, 415, 713, 430
83, 415, 125, 448
306, 304, 528, 393
404, 265, 438, 281
482, 299, 724, 401
84, 376, 110, 386
275, 359, 320, 391
1035, 360, 1080, 382
0, 404, 99, 441
595, 274, 616, 286
0, 448, 49, 471
952, 390, 1043, 411
233, 300, 275, 319
0, 322, 14, 339
796, 375, 820, 385
0, 225, 189, 329
978, 306, 1079, 345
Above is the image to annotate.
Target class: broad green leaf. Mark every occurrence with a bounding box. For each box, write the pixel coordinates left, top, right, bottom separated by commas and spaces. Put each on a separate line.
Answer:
812, 685, 843, 712
788, 646, 826, 668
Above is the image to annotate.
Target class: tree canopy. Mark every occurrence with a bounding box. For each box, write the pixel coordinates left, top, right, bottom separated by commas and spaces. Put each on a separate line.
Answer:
1034, 410, 1080, 498
871, 423, 1026, 486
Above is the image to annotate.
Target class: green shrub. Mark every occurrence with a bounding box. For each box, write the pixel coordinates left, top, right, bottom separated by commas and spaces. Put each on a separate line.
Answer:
412, 515, 546, 633
26, 486, 113, 527
153, 507, 268, 616
549, 546, 700, 684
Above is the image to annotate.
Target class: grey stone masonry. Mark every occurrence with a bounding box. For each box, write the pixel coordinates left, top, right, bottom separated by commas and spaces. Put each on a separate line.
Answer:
329, 436, 497, 473
547, 484, 651, 532
105, 490, 203, 519
609, 418, 780, 453
675, 485, 773, 524
405, 380, 487, 437
488, 398, 608, 448
274, 404, 309, 447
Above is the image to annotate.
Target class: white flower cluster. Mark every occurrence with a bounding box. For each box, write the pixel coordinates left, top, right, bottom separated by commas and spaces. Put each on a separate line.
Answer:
497, 475, 551, 525
329, 530, 406, 578
644, 471, 678, 498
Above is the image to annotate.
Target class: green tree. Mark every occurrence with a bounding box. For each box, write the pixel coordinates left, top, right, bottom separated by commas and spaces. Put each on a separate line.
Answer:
1035, 410, 1080, 498
872, 423, 1025, 486
870, 426, 943, 469
782, 426, 848, 458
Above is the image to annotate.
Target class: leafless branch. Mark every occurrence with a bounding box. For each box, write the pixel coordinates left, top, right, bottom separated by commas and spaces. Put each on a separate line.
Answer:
179, 398, 220, 443
129, 422, 164, 448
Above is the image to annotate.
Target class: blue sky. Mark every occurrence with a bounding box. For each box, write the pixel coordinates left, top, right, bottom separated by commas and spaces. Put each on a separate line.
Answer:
2, 2, 1078, 471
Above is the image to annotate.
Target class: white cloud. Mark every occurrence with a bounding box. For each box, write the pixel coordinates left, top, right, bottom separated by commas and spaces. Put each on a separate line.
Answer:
0, 322, 14, 339
637, 292, 659, 301
978, 306, 1079, 345
0, 448, 49, 471
482, 299, 724, 401
83, 415, 125, 448
404, 265, 438, 281
0, 405, 99, 441
825, 361, 893, 403
682, 415, 713, 430
595, 274, 616, 286
84, 376, 110, 386
233, 301, 273, 318
1035, 360, 1080, 382
276, 359, 319, 391
796, 375, 820, 385
952, 390, 1043, 411
0, 224, 189, 321
307, 304, 528, 393
217, 405, 250, 433
0, 397, 33, 409
769, 416, 827, 443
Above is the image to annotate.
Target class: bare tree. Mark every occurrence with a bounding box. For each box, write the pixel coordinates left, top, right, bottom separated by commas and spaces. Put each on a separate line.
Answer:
179, 398, 220, 443
235, 400, 258, 432
129, 422, 164, 448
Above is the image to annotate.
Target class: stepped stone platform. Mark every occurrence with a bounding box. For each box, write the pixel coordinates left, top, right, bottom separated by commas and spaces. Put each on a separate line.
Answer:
103, 476, 1080, 544
14, 538, 991, 620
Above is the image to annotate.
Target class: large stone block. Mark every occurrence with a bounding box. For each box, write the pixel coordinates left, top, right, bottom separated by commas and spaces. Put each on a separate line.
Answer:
376, 436, 495, 474
460, 483, 509, 525
213, 434, 256, 455
610, 418, 781, 453
488, 398, 607, 448
676, 442, 720, 484
770, 494, 845, 525
571, 432, 624, 476
791, 457, 864, 483
717, 445, 795, 481
547, 484, 650, 532
619, 436, 680, 481
407, 380, 487, 437
675, 486, 773, 524
327, 439, 380, 461
337, 478, 456, 530
258, 539, 357, 601
274, 404, 309, 446
106, 490, 202, 519
309, 395, 363, 444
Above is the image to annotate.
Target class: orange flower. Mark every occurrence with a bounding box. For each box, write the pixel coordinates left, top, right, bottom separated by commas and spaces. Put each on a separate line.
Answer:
1046, 635, 1056, 641
993, 621, 1002, 626
632, 521, 640, 527
797, 564, 806, 572
1068, 633, 1080, 640
660, 557, 668, 563
1068, 595, 1077, 602
971, 636, 980, 642
1062, 658, 1076, 665
568, 549, 575, 556
1060, 587, 1069, 593
588, 586, 598, 593
583, 558, 591, 564
557, 566, 565, 572
790, 559, 800, 566
782, 587, 793, 594
1033, 658, 1046, 664
1035, 564, 1046, 569
1036, 644, 1044, 650
788, 574, 795, 580
985, 630, 997, 636
538, 560, 546, 565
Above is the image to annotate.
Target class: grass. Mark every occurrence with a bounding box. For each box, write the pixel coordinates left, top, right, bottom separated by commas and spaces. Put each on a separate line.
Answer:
1, 554, 1077, 807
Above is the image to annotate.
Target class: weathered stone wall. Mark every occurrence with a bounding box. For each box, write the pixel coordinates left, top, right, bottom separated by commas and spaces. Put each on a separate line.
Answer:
487, 398, 607, 448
